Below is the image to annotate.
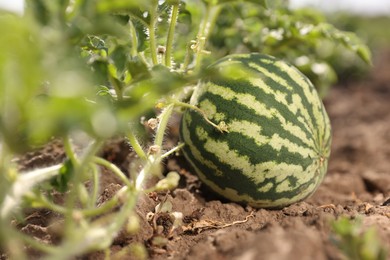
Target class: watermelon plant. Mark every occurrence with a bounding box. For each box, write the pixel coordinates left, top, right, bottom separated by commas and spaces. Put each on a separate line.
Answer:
0, 0, 370, 258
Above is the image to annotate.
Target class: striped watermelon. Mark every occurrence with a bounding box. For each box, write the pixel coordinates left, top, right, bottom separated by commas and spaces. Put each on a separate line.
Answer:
180, 53, 331, 208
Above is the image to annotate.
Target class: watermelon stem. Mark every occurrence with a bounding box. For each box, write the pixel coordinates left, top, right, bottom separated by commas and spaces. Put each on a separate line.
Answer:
173, 100, 228, 133
161, 143, 185, 159
155, 103, 175, 148
147, 1, 159, 65
193, 4, 222, 72
92, 157, 132, 188
127, 131, 147, 161
165, 3, 180, 68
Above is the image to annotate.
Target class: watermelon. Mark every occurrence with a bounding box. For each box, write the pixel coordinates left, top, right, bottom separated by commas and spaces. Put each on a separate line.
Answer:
179, 53, 331, 208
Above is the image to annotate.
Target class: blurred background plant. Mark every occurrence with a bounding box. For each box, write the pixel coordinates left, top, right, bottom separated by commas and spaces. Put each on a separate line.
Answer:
206, 1, 372, 97
331, 217, 387, 260
0, 0, 373, 258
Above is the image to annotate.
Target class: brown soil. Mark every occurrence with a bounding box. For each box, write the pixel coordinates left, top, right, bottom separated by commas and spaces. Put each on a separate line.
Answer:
9, 50, 390, 259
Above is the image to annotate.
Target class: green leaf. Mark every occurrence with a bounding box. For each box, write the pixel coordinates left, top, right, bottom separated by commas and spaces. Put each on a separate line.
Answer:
110, 45, 130, 74
263, 0, 288, 9
96, 0, 152, 13
149, 65, 188, 93
127, 57, 151, 83
316, 23, 372, 65
202, 0, 268, 7
128, 7, 150, 25
166, 0, 181, 5
96, 85, 112, 97
356, 43, 373, 66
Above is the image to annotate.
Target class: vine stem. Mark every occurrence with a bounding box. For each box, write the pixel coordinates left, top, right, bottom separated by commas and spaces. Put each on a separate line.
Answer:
129, 19, 139, 57
30, 185, 123, 218
182, 41, 193, 72
90, 164, 99, 208
136, 103, 175, 190
194, 4, 222, 72
63, 140, 104, 236
92, 156, 132, 187
165, 3, 179, 67
19, 231, 57, 255
161, 143, 184, 159
0, 142, 9, 179
127, 130, 147, 161
148, 1, 159, 65
135, 157, 153, 190
108, 73, 123, 101
45, 187, 137, 259
63, 135, 78, 166
154, 103, 174, 148
172, 100, 228, 132
0, 164, 63, 219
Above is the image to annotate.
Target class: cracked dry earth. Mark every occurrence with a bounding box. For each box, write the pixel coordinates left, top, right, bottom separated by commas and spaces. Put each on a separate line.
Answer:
12, 49, 390, 260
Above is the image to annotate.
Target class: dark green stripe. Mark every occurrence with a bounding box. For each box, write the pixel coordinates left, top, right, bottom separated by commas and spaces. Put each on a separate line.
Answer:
212, 54, 323, 136
197, 91, 313, 151
228, 55, 320, 126
181, 138, 316, 203
210, 74, 301, 115
180, 114, 262, 198
269, 175, 318, 201
208, 76, 313, 141
182, 111, 317, 199
249, 58, 321, 134
320, 102, 332, 153
186, 107, 314, 170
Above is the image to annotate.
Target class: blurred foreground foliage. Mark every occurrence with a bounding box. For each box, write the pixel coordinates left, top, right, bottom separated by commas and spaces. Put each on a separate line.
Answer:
332, 217, 387, 260
0, 0, 372, 152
